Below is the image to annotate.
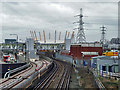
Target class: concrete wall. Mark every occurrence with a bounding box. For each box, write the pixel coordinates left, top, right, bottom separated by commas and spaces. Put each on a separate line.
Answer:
55, 53, 73, 64
0, 63, 26, 78
26, 38, 34, 51
119, 60, 120, 72
65, 39, 71, 51
97, 59, 118, 67
18, 55, 25, 62
55, 53, 83, 66
29, 50, 36, 59
97, 59, 119, 73
26, 38, 35, 59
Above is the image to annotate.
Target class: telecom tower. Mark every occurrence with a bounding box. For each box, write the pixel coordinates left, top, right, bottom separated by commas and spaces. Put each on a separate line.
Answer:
100, 25, 107, 44
74, 8, 86, 43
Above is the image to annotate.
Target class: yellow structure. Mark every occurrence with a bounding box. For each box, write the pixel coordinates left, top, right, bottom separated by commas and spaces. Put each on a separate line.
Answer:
103, 50, 118, 56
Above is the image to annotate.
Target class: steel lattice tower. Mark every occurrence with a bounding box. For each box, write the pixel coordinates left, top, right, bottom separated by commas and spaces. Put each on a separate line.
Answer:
100, 25, 107, 44
74, 8, 86, 43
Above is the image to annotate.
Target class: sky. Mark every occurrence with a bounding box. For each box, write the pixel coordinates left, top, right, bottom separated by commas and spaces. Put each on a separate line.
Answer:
0, 0, 119, 43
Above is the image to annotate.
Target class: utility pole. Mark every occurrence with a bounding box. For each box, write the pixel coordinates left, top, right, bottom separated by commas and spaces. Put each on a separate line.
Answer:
73, 8, 86, 43
100, 25, 107, 45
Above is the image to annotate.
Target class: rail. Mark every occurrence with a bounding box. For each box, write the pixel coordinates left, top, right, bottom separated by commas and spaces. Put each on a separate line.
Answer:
55, 63, 71, 89
14, 57, 53, 89
42, 55, 53, 63
33, 61, 57, 89
4, 63, 30, 79
90, 68, 105, 89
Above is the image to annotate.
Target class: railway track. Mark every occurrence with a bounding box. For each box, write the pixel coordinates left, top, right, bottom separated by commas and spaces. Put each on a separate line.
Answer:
0, 63, 33, 85
55, 61, 72, 89
33, 58, 72, 89
33, 61, 58, 89
0, 60, 45, 89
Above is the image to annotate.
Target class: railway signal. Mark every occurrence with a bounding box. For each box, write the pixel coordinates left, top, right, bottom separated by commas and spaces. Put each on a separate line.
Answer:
8, 66, 10, 71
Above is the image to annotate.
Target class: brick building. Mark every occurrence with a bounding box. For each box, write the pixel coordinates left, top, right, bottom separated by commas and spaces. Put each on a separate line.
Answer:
70, 43, 103, 65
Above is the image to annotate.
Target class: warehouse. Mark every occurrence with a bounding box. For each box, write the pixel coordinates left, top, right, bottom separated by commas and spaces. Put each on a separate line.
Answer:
70, 43, 102, 66
91, 56, 119, 74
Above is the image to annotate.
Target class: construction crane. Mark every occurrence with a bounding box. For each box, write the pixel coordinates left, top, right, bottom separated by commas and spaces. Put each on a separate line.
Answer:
55, 30, 56, 43
59, 32, 61, 40
64, 31, 67, 43
39, 32, 41, 41
34, 31, 37, 41
43, 30, 46, 43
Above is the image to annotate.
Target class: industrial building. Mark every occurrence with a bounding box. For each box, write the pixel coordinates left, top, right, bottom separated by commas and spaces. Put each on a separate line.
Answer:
91, 56, 119, 75
5, 39, 16, 44
58, 42, 102, 66
70, 43, 102, 65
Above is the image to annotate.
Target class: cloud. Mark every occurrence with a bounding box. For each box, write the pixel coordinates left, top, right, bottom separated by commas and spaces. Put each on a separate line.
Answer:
1, 1, 118, 43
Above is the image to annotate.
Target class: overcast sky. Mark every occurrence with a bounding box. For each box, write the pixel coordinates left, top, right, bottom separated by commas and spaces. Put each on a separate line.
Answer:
0, 0, 119, 43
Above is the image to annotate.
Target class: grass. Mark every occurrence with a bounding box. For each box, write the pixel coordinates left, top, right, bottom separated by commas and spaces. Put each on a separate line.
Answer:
100, 77, 119, 89
78, 67, 97, 89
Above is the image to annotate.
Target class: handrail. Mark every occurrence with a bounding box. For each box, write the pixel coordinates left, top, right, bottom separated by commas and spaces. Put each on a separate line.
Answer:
4, 63, 30, 79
